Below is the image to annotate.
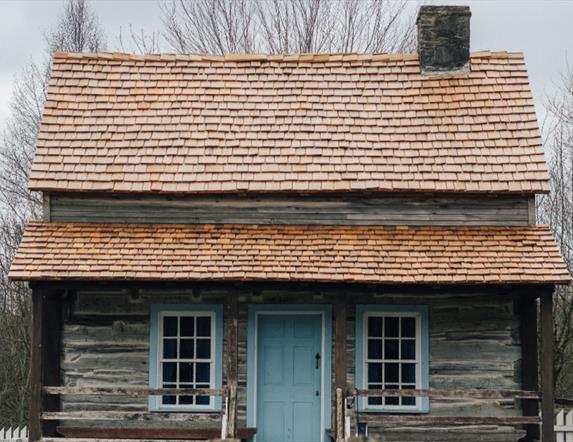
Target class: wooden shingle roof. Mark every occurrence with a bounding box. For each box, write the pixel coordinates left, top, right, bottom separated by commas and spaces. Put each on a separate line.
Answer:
29, 51, 548, 194
9, 222, 569, 284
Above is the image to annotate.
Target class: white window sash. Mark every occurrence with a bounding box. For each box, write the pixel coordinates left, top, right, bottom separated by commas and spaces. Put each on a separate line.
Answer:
362, 311, 423, 411
156, 311, 217, 411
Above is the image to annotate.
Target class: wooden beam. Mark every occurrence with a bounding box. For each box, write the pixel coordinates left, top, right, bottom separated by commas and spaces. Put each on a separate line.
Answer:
34, 279, 554, 297
29, 289, 43, 442
44, 439, 229, 442
540, 290, 555, 442
42, 193, 51, 222
518, 295, 540, 441
43, 386, 226, 397
335, 388, 344, 442
357, 415, 540, 426
41, 291, 62, 438
224, 296, 238, 439
527, 196, 536, 226
334, 293, 347, 441
354, 388, 539, 400
42, 411, 221, 422
55, 426, 257, 440
29, 288, 62, 441
334, 293, 347, 390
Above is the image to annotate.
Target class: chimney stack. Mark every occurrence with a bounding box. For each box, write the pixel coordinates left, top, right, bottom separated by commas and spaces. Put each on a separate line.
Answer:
417, 5, 471, 75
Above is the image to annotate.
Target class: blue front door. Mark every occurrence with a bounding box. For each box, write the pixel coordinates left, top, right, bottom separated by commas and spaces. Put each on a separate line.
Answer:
256, 314, 322, 442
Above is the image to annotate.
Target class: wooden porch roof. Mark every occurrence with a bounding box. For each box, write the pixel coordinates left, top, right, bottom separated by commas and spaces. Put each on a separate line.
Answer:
9, 222, 569, 284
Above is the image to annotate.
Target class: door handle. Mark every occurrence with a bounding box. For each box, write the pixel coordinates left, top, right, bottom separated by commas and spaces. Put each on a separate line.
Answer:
315, 353, 321, 369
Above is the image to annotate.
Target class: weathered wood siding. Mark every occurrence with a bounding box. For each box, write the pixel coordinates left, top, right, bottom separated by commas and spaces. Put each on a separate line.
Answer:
49, 193, 533, 226
59, 285, 525, 440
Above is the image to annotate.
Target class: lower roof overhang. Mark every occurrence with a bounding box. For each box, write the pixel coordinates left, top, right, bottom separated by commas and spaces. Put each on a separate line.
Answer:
8, 222, 570, 285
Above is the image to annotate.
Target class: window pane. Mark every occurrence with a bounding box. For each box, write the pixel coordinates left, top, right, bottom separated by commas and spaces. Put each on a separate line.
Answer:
384, 363, 399, 383
196, 362, 211, 383
367, 363, 382, 383
196, 317, 211, 337
402, 363, 416, 383
162, 383, 176, 405
180, 317, 195, 337
196, 339, 211, 359
196, 383, 210, 405
180, 382, 194, 401
180, 339, 194, 359
162, 395, 176, 405
368, 317, 382, 337
384, 317, 399, 337
367, 384, 383, 406
163, 316, 178, 337
367, 339, 382, 359
402, 397, 416, 406
163, 339, 177, 359
384, 339, 399, 360
195, 395, 210, 405
368, 397, 383, 406
180, 362, 194, 383
401, 339, 416, 360
180, 395, 194, 405
401, 385, 416, 406
162, 362, 177, 383
401, 317, 416, 338
384, 384, 399, 405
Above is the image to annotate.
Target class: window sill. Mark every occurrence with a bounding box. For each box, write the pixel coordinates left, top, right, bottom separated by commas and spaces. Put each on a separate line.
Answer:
358, 405, 429, 414
149, 407, 222, 413
358, 408, 430, 414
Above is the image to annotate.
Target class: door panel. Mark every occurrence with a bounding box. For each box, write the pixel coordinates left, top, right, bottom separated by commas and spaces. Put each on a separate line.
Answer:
256, 314, 322, 442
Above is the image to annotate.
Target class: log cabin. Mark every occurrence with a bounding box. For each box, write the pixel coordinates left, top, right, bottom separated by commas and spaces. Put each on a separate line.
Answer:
8, 5, 571, 442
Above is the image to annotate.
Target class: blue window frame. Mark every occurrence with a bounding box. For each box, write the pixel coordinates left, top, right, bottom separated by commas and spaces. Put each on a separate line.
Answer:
356, 305, 429, 413
149, 304, 223, 412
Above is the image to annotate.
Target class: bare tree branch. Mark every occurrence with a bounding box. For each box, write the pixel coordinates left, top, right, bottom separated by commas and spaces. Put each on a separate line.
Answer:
538, 62, 573, 399
162, 0, 415, 55
0, 0, 105, 426
119, 24, 162, 54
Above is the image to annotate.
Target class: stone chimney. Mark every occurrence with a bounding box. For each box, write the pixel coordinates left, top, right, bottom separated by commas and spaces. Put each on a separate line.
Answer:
417, 5, 471, 75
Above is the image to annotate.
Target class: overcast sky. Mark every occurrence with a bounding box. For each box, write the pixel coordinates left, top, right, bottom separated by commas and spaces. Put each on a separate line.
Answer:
0, 0, 572, 130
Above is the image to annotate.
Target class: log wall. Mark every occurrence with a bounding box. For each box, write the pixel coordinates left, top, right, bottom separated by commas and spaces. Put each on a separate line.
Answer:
59, 285, 526, 440
48, 193, 533, 226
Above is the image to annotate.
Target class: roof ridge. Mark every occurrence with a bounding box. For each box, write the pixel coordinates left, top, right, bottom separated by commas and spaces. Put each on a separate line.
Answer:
52, 50, 524, 63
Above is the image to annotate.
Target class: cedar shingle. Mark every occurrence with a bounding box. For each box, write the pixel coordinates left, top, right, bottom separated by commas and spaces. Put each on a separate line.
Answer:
28, 51, 549, 194
9, 222, 569, 284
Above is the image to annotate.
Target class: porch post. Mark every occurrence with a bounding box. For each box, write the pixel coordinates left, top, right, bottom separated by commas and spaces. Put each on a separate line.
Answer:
518, 294, 539, 441
29, 287, 43, 442
29, 286, 62, 442
334, 293, 347, 441
224, 296, 239, 440
540, 289, 555, 442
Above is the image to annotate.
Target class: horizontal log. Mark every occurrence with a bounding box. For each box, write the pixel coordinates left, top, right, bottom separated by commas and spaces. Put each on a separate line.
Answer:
44, 386, 226, 397
354, 388, 540, 400
357, 415, 540, 426
50, 193, 531, 227
555, 397, 573, 406
42, 411, 221, 422
44, 437, 208, 442
45, 439, 208, 442
56, 426, 257, 440
356, 429, 526, 442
